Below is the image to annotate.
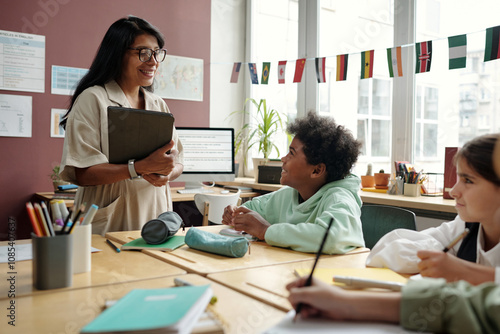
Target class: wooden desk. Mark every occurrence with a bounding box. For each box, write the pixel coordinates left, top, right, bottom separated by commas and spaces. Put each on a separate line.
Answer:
229, 177, 457, 219
170, 186, 260, 202
5, 274, 285, 334
106, 226, 369, 277
207, 252, 370, 312
35, 185, 261, 208
360, 190, 457, 220
0, 234, 185, 299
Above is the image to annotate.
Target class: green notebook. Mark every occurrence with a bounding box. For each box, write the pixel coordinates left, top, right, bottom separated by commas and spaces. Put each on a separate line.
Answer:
80, 285, 213, 334
121, 236, 185, 251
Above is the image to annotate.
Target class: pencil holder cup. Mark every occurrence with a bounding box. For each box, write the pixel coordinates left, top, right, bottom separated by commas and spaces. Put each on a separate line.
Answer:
404, 183, 421, 197
32, 233, 73, 290
72, 224, 91, 274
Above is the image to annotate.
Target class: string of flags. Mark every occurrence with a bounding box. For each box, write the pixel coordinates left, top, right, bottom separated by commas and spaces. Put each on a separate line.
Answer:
229, 25, 500, 85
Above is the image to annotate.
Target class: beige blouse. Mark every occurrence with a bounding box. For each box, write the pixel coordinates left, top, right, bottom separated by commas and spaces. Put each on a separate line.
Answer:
60, 80, 183, 236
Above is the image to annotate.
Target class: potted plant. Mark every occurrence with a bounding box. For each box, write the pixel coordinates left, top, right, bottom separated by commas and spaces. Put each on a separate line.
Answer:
360, 163, 375, 188
228, 98, 286, 179
50, 165, 70, 191
374, 169, 391, 188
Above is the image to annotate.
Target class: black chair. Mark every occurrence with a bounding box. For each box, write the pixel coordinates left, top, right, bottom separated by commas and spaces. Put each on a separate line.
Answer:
361, 204, 417, 249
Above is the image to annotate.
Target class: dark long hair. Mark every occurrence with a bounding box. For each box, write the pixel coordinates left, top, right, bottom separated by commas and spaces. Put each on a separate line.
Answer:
60, 16, 164, 128
454, 133, 500, 187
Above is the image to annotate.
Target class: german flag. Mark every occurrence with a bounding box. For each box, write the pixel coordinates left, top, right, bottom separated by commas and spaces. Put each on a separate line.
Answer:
484, 25, 500, 62
360, 50, 374, 79
336, 54, 348, 81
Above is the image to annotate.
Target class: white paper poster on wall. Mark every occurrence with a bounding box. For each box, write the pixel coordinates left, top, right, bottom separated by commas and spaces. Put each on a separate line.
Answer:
51, 65, 88, 95
0, 30, 45, 93
50, 108, 66, 138
0, 94, 32, 137
155, 55, 203, 101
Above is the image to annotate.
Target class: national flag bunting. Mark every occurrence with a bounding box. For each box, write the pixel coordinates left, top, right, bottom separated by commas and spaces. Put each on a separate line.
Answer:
387, 46, 403, 77
484, 25, 500, 62
315, 57, 326, 83
261, 62, 270, 84
293, 58, 306, 83
448, 34, 467, 69
415, 41, 432, 73
230, 62, 241, 83
248, 63, 259, 84
278, 61, 287, 84
360, 50, 374, 79
336, 54, 348, 81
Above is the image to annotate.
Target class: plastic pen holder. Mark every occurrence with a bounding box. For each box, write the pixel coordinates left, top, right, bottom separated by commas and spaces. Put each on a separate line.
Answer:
72, 224, 91, 274
32, 233, 73, 290
403, 183, 421, 197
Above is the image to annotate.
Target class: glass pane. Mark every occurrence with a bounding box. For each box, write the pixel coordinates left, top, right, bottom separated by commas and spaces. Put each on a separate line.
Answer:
415, 0, 500, 173
357, 119, 368, 155
358, 80, 370, 114
415, 122, 422, 158
371, 119, 390, 157
424, 123, 438, 157
320, 0, 393, 170
372, 79, 391, 116
424, 87, 438, 120
252, 0, 299, 159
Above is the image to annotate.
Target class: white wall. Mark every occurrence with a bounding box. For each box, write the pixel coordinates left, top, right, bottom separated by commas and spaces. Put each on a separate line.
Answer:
210, 0, 247, 130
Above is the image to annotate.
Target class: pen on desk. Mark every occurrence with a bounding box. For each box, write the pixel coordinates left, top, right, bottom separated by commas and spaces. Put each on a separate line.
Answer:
333, 276, 404, 291
443, 228, 470, 253
174, 278, 218, 305
293, 216, 335, 322
106, 239, 121, 253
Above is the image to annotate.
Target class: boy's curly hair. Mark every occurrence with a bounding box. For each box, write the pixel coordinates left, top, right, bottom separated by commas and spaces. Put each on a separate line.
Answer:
287, 111, 361, 183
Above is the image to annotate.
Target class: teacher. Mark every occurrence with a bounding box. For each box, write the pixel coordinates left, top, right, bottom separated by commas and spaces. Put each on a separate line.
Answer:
59, 16, 183, 235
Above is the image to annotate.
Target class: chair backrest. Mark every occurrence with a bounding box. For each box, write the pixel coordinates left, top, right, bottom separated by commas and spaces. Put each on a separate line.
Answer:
194, 190, 241, 225
360, 204, 417, 249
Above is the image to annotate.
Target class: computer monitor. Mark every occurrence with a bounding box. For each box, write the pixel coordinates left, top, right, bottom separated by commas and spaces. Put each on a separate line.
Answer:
175, 127, 235, 190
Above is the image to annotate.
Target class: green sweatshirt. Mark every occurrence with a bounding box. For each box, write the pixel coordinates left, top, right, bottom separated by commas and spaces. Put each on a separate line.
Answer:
401, 278, 500, 334
242, 174, 365, 254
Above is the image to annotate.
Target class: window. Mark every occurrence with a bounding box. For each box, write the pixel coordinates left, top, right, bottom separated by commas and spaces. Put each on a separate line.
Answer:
357, 79, 391, 158
244, 0, 500, 176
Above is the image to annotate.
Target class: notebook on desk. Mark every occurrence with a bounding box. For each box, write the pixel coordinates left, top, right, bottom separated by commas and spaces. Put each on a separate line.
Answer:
107, 106, 174, 164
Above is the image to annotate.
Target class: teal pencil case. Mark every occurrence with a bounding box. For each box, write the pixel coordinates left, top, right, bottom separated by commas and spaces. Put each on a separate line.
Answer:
185, 228, 248, 258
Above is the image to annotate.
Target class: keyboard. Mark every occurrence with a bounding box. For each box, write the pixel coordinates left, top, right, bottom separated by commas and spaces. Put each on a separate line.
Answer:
176, 188, 215, 194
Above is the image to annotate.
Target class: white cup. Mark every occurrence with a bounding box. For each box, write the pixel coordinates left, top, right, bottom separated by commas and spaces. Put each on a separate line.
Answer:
404, 183, 421, 197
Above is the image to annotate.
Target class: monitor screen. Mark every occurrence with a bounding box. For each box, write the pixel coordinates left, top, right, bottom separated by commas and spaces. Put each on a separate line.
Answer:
175, 127, 235, 188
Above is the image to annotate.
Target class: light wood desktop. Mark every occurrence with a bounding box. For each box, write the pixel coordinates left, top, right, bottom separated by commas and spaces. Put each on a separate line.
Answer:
207, 252, 370, 312
35, 185, 260, 208
0, 234, 185, 299
36, 177, 456, 219
5, 274, 285, 334
228, 177, 457, 219
106, 225, 370, 277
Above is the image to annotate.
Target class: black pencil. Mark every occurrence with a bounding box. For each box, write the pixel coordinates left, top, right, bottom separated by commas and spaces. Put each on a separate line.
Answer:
293, 216, 335, 322
106, 239, 121, 253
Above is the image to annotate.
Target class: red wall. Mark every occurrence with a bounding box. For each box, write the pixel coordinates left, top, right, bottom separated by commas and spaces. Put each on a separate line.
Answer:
0, 0, 211, 240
